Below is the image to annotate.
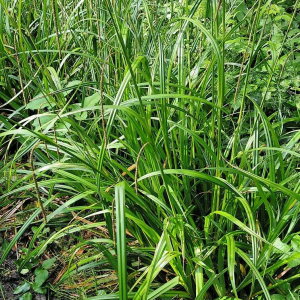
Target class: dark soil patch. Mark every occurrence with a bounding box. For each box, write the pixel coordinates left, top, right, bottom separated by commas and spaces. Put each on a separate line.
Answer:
0, 252, 46, 300
0, 252, 23, 300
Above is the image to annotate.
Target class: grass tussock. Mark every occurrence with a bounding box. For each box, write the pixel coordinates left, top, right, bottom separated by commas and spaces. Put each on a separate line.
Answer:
1, 0, 300, 299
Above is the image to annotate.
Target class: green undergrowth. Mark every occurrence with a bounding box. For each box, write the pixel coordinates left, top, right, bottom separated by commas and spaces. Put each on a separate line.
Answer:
1, 0, 300, 299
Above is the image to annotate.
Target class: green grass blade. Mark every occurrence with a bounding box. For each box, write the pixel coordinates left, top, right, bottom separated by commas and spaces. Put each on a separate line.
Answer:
115, 182, 128, 300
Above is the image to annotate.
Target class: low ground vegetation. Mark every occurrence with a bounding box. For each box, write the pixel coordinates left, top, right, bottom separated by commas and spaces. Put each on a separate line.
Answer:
1, 0, 300, 299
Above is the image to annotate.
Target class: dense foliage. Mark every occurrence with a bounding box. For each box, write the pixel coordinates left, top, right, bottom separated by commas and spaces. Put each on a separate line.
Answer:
1, 0, 300, 299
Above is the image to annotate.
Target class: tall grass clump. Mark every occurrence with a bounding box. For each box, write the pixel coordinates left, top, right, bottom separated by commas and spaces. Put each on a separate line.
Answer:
1, 0, 300, 299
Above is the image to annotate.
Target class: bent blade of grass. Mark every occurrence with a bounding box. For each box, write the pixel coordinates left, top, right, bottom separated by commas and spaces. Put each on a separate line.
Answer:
147, 276, 179, 300
209, 211, 268, 247
236, 248, 271, 300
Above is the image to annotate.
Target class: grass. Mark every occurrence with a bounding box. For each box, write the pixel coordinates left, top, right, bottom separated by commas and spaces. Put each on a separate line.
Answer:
0, 0, 300, 299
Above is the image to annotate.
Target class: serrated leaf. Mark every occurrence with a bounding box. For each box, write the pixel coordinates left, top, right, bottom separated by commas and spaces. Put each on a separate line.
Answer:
32, 283, 47, 294
287, 257, 300, 268
47, 67, 62, 90
43, 227, 50, 234
42, 257, 56, 270
34, 268, 49, 287
83, 92, 100, 108
26, 96, 55, 110
64, 80, 82, 96
231, 98, 242, 111
292, 235, 300, 252
32, 115, 55, 129
273, 238, 290, 253
19, 292, 33, 300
